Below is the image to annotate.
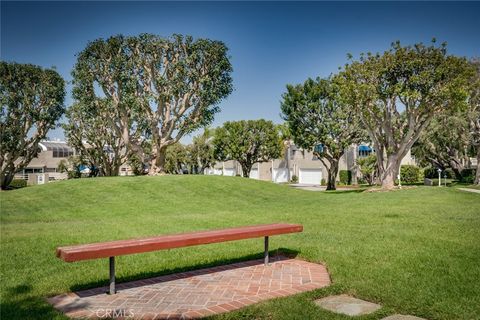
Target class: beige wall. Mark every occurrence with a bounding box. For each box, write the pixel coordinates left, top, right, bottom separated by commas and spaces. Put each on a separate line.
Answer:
14, 149, 69, 181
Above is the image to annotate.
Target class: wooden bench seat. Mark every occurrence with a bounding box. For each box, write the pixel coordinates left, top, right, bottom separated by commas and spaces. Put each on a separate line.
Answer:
56, 223, 303, 294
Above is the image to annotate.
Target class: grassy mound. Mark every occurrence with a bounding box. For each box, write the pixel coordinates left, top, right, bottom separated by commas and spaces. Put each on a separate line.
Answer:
1, 175, 479, 319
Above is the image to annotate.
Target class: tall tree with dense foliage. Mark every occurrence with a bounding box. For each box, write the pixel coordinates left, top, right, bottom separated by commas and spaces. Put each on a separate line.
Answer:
71, 34, 233, 176
412, 110, 470, 180
64, 101, 131, 176
469, 59, 480, 184
336, 40, 473, 189
214, 120, 282, 177
190, 128, 216, 174
0, 62, 65, 189
281, 77, 365, 190
164, 143, 187, 174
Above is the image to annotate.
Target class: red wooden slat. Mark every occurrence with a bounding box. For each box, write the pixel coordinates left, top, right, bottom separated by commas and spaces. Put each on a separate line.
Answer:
56, 223, 303, 262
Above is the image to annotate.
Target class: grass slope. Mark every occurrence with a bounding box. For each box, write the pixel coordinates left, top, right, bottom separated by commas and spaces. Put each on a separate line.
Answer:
1, 176, 479, 320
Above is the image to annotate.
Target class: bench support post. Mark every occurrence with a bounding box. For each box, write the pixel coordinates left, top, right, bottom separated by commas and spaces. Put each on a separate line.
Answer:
264, 236, 269, 265
109, 256, 116, 294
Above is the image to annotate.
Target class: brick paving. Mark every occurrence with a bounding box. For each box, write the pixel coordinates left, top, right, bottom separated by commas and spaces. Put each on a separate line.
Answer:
48, 257, 330, 319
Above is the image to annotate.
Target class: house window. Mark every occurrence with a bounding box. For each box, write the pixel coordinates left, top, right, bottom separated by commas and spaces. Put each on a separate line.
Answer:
52, 146, 73, 158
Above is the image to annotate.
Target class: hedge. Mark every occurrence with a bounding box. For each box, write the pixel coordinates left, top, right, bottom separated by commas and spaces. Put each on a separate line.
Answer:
400, 165, 421, 184
9, 179, 27, 189
424, 167, 474, 181
460, 169, 476, 184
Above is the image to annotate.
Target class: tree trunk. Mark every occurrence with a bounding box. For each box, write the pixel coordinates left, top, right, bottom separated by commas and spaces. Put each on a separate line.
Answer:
240, 163, 252, 178
1, 171, 15, 190
380, 154, 401, 190
326, 160, 339, 191
475, 147, 480, 185
448, 156, 465, 181
149, 145, 167, 175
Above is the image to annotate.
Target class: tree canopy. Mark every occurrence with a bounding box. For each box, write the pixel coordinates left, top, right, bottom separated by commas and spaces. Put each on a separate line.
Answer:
281, 77, 365, 190
412, 109, 471, 180
0, 62, 65, 189
71, 33, 233, 175
213, 120, 282, 177
468, 59, 480, 184
336, 40, 474, 189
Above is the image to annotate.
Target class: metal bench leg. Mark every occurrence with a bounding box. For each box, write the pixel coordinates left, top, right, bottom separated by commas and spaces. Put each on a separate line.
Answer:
264, 236, 269, 266
109, 256, 116, 294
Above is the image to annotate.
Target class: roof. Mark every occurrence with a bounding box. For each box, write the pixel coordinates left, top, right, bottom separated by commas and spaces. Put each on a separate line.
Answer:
358, 145, 372, 152
39, 141, 74, 152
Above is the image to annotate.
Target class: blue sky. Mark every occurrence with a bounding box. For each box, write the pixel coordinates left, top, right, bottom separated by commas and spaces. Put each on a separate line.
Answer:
2, 1, 480, 142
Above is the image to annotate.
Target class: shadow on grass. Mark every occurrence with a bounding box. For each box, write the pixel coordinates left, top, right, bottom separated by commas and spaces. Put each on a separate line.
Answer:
7, 284, 33, 295
324, 189, 367, 194
1, 295, 64, 320
69, 248, 299, 292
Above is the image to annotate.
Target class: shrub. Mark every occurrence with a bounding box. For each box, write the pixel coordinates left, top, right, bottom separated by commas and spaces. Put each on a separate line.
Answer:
460, 169, 476, 183
290, 175, 298, 183
339, 170, 352, 185
418, 167, 425, 181
357, 177, 367, 185
400, 165, 421, 184
357, 154, 377, 185
424, 167, 455, 179
321, 178, 326, 186
9, 179, 27, 189
424, 167, 436, 179
67, 170, 81, 179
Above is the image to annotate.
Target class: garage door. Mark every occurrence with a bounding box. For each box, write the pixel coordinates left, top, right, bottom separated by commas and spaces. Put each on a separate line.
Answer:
223, 168, 236, 176
249, 169, 259, 179
272, 168, 289, 183
299, 168, 322, 185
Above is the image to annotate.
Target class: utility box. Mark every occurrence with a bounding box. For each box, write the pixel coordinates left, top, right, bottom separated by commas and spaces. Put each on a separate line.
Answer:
28, 173, 49, 186
424, 178, 433, 186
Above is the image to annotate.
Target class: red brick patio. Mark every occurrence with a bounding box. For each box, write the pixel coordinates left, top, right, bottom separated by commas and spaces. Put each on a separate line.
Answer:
48, 256, 330, 319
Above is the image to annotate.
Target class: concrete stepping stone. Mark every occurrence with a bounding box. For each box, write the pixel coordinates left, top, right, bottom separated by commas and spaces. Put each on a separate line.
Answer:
315, 294, 381, 316
381, 315, 427, 320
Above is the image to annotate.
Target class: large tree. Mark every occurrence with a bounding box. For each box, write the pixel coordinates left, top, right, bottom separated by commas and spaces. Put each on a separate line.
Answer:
0, 62, 65, 189
213, 120, 282, 177
281, 77, 365, 190
412, 110, 470, 180
63, 101, 131, 176
469, 59, 480, 185
336, 40, 473, 189
71, 34, 233, 175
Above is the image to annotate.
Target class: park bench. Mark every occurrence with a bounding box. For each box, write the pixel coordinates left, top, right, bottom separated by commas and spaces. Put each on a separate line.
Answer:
56, 223, 303, 294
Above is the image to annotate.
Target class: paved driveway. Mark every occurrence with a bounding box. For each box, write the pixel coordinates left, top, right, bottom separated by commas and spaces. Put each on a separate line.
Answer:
289, 184, 326, 191
289, 184, 361, 192
457, 187, 480, 194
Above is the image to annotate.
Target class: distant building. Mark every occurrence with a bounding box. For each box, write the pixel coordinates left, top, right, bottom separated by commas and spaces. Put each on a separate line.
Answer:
205, 143, 417, 185
14, 141, 75, 181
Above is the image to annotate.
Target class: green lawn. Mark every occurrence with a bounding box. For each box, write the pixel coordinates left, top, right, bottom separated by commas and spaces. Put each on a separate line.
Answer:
1, 176, 479, 320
